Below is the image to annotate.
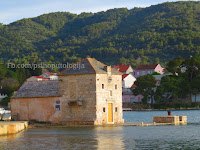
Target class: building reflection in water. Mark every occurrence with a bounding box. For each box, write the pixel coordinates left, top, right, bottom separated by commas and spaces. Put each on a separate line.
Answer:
94, 126, 125, 150
0, 126, 127, 149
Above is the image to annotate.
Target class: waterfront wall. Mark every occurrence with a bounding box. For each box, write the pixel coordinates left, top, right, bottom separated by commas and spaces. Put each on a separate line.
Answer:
153, 116, 187, 125
0, 121, 28, 135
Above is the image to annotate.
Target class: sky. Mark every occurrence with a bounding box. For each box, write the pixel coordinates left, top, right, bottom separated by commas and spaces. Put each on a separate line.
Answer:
0, 0, 190, 24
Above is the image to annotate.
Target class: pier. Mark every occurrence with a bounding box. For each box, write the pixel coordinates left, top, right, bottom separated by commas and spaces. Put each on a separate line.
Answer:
0, 121, 28, 135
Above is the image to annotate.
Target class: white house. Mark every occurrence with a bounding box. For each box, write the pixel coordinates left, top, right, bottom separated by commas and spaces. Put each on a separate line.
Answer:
26, 76, 49, 82
122, 74, 136, 88
0, 94, 7, 101
40, 73, 58, 80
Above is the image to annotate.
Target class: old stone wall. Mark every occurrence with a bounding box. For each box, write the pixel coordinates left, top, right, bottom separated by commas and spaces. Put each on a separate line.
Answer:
95, 74, 124, 125
58, 74, 97, 124
11, 97, 62, 123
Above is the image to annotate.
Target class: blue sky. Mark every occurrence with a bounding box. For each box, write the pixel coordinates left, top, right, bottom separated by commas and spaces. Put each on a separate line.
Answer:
0, 0, 190, 24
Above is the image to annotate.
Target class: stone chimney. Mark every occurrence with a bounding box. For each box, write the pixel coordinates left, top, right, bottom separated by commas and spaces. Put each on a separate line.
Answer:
104, 66, 111, 75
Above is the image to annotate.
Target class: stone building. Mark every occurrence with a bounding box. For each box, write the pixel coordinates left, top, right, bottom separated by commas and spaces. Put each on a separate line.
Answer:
11, 58, 124, 125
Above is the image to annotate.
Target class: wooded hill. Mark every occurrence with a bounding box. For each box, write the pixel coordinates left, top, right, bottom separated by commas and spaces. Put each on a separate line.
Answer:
0, 1, 200, 68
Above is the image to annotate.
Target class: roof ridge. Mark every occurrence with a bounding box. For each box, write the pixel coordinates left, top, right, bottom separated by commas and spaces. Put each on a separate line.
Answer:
26, 80, 58, 82
90, 58, 106, 66
87, 58, 96, 73
58, 58, 87, 75
112, 67, 123, 73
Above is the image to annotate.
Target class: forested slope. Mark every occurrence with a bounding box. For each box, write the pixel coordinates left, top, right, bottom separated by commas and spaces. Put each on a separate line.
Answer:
0, 1, 200, 67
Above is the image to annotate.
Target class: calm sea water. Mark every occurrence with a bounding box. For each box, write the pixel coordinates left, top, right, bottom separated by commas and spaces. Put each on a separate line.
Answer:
1, 110, 200, 150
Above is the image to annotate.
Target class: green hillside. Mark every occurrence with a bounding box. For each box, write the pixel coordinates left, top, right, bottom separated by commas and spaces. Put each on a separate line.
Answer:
0, 1, 200, 67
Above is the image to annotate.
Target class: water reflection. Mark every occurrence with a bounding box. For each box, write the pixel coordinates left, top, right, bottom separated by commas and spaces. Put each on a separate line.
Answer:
95, 126, 125, 150
0, 110, 200, 149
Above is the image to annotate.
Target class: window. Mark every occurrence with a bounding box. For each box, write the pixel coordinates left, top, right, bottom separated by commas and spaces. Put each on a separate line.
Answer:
130, 98, 135, 103
110, 90, 112, 97
103, 107, 105, 112
125, 98, 128, 102
138, 97, 141, 102
137, 72, 139, 75
115, 84, 117, 89
102, 84, 104, 89
115, 107, 118, 112
142, 71, 145, 75
148, 71, 151, 74
55, 105, 60, 110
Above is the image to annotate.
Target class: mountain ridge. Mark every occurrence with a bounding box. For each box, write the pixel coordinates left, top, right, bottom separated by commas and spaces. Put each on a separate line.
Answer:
0, 1, 200, 68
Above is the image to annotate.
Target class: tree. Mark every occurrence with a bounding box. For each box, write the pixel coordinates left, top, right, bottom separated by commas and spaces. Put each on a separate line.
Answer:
190, 74, 200, 102
166, 56, 183, 76
0, 78, 19, 96
154, 58, 160, 64
152, 72, 161, 75
0, 64, 7, 81
119, 57, 127, 65
132, 74, 156, 107
155, 75, 190, 104
182, 55, 200, 81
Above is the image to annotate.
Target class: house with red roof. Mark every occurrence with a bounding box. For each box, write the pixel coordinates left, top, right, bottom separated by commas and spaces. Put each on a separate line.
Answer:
26, 76, 50, 82
133, 64, 164, 78
121, 73, 143, 103
122, 74, 136, 88
112, 64, 134, 74
40, 73, 58, 80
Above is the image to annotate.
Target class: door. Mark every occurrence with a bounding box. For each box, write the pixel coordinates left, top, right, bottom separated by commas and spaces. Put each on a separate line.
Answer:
108, 103, 113, 123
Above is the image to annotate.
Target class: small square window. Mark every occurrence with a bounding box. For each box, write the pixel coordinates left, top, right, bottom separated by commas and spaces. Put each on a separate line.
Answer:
55, 105, 60, 110
115, 107, 117, 112
103, 107, 105, 112
102, 84, 104, 89
115, 84, 117, 89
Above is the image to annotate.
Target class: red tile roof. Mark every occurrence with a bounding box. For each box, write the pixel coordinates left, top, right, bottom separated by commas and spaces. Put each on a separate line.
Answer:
136, 64, 158, 70
34, 76, 49, 79
47, 73, 56, 75
131, 84, 136, 88
112, 64, 132, 72
122, 74, 129, 80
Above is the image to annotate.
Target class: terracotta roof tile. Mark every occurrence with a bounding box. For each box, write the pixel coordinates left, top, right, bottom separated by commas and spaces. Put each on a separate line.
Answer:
47, 73, 56, 75
122, 74, 129, 80
131, 84, 136, 88
136, 64, 158, 70
112, 64, 132, 72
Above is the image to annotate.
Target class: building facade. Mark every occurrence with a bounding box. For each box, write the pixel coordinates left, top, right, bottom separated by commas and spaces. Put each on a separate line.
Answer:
122, 88, 143, 103
133, 64, 164, 78
11, 58, 124, 125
